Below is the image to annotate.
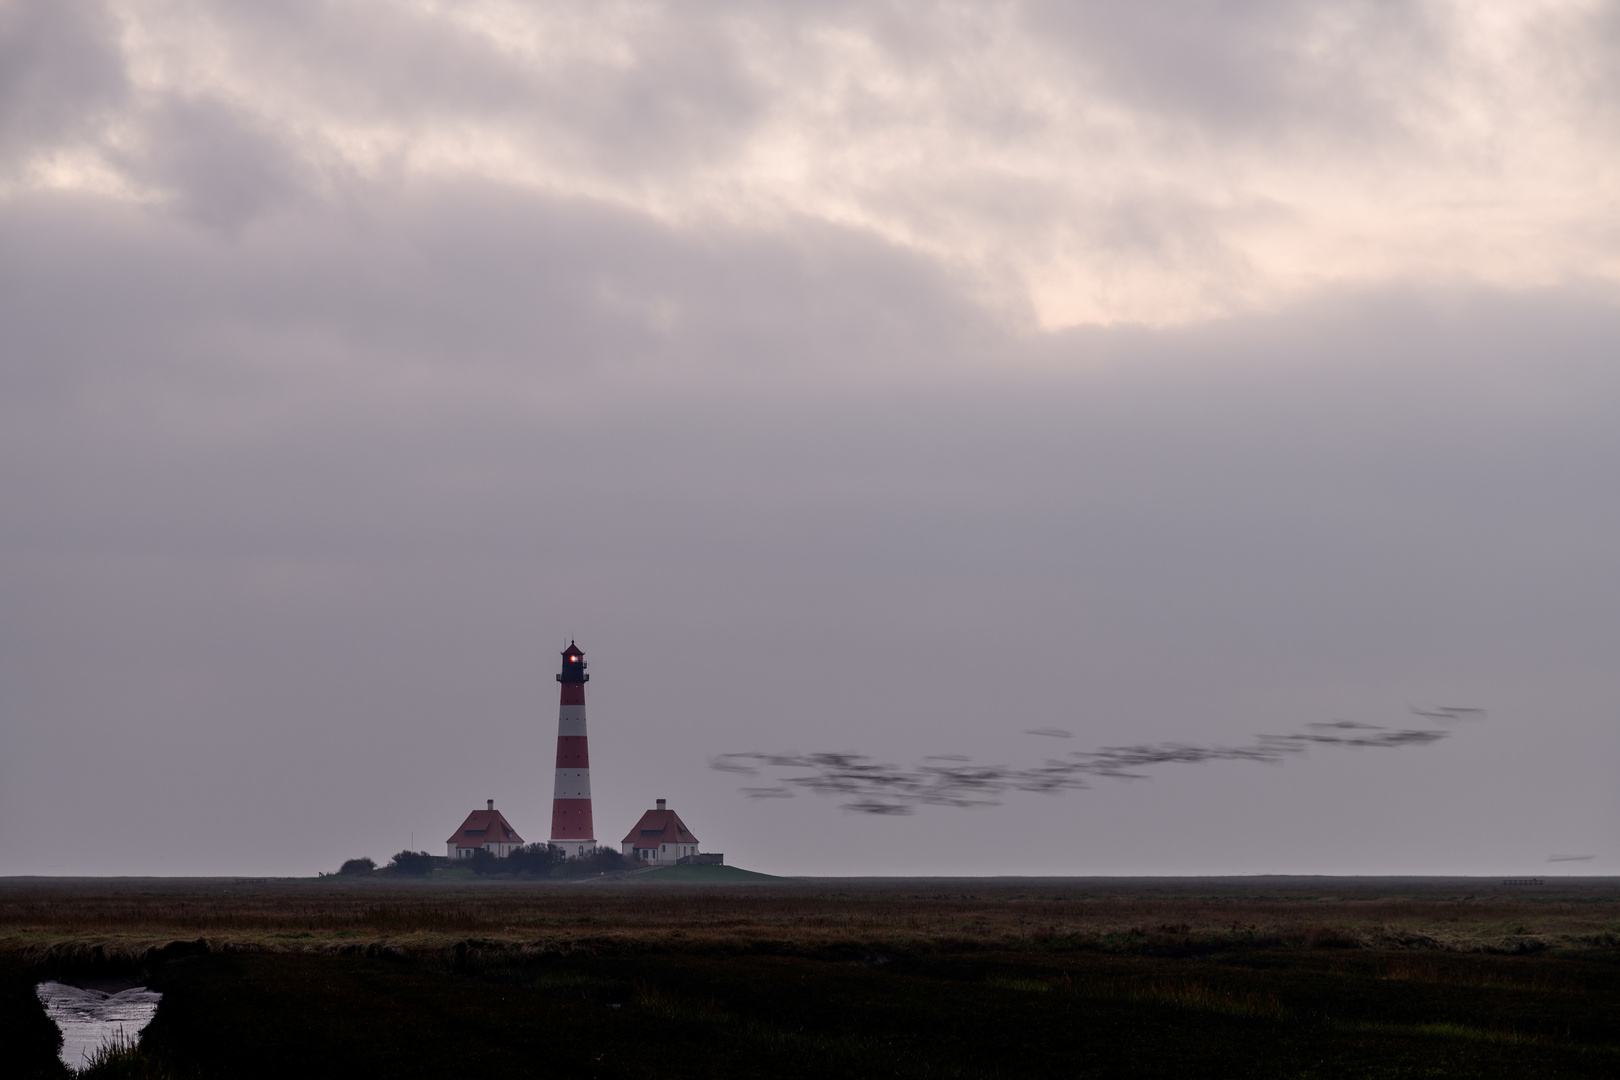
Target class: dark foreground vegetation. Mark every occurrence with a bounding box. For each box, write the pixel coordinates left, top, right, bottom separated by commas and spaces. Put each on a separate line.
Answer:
3, 875, 1618, 1078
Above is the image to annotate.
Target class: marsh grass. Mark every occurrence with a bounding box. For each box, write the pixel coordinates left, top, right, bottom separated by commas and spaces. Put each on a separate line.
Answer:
619, 978, 993, 1079
6, 878, 1618, 1078
1345, 1018, 1568, 1049
72, 1030, 187, 1080
1105, 976, 1284, 1019
984, 975, 1051, 992
1375, 956, 1577, 992
989, 971, 1284, 1018
6, 878, 1617, 962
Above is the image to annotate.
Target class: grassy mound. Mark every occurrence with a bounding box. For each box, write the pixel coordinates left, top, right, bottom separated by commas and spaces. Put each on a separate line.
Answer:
633, 864, 777, 882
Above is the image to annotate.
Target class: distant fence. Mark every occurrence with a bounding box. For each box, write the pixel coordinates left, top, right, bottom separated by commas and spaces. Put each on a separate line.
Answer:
677, 853, 725, 866
1501, 878, 1545, 887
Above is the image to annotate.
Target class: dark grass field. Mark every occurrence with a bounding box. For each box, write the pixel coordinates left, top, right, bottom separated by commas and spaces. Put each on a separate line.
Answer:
4, 875, 1618, 1078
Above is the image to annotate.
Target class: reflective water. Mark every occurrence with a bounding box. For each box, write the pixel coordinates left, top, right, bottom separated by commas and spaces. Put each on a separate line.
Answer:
34, 980, 163, 1072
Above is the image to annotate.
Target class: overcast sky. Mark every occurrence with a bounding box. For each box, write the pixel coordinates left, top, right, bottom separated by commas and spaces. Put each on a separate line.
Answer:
3, 0, 1617, 877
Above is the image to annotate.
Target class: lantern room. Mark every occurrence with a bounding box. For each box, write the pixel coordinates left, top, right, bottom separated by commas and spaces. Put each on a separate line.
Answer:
557, 640, 589, 683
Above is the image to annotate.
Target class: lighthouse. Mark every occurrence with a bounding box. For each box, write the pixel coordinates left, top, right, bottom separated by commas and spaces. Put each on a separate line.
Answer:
549, 641, 596, 856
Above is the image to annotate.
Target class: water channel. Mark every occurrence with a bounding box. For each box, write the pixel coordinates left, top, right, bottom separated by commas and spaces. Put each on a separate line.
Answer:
34, 980, 163, 1072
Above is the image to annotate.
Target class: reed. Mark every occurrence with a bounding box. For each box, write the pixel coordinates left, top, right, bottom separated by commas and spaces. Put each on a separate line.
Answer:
4, 878, 1616, 960
5, 878, 1617, 1078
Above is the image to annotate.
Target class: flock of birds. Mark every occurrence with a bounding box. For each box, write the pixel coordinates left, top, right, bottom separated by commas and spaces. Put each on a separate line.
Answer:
712, 706, 1488, 816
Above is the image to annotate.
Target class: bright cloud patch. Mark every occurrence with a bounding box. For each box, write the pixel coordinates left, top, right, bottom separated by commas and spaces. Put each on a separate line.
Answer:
6, 0, 1620, 327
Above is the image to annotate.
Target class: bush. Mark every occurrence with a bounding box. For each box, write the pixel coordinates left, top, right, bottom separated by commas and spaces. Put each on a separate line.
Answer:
465, 844, 565, 877
506, 843, 563, 877
417, 844, 625, 878
338, 857, 376, 876
559, 847, 631, 878
386, 850, 436, 876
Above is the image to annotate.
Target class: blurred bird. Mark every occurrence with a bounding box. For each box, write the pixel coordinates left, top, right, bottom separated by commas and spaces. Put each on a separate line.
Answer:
1411, 706, 1486, 722
714, 710, 1474, 815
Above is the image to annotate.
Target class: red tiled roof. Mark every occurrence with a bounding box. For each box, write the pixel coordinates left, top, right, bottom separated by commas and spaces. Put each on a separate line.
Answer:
446, 808, 524, 849
620, 808, 698, 848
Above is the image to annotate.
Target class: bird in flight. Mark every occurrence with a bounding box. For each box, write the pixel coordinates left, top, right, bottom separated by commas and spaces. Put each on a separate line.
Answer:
714, 709, 1475, 815
1410, 705, 1486, 722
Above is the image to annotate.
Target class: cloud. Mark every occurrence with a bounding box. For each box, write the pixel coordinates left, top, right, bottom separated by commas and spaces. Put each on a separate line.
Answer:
1017, 1, 1448, 137
8, 1, 1620, 323
2, 2, 1618, 875
2, 179, 1617, 870
129, 96, 307, 229
0, 0, 127, 166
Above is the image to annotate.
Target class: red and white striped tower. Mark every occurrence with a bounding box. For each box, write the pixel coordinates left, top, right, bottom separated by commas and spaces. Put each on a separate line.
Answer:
549, 641, 596, 856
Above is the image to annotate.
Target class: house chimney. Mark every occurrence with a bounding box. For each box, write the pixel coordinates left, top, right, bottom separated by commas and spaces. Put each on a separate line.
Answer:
656, 799, 666, 810
487, 799, 494, 811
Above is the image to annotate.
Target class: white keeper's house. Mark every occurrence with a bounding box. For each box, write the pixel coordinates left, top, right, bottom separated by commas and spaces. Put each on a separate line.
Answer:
621, 799, 700, 864
447, 799, 524, 858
